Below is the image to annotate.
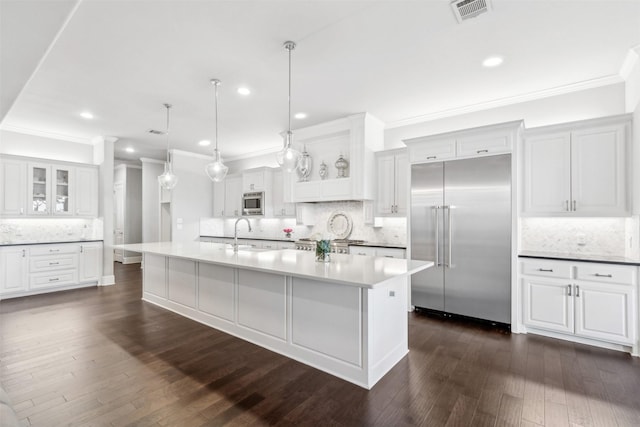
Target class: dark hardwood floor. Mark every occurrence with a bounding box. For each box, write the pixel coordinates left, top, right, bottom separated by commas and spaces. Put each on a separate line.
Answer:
1, 262, 639, 426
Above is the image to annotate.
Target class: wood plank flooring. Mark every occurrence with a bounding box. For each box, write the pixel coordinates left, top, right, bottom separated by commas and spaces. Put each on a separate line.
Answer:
1, 262, 639, 426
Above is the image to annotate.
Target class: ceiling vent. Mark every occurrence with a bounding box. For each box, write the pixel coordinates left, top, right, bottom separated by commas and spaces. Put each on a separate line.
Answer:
148, 129, 165, 135
450, 0, 492, 23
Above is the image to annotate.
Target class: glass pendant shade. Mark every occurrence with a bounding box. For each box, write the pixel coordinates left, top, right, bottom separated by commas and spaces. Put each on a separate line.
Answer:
158, 161, 179, 190
205, 149, 229, 182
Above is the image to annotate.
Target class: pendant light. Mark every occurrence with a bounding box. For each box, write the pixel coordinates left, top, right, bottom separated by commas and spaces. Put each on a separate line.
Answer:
276, 40, 301, 173
158, 103, 179, 190
205, 79, 229, 182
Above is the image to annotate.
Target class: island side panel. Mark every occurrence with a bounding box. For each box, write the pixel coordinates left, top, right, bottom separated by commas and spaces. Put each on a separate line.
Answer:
198, 263, 235, 323
168, 258, 197, 308
290, 277, 363, 367
143, 253, 167, 298
237, 269, 287, 340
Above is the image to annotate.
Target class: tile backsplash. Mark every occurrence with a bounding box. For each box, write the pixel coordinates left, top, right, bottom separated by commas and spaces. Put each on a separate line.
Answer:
0, 218, 104, 244
519, 216, 639, 259
200, 201, 407, 246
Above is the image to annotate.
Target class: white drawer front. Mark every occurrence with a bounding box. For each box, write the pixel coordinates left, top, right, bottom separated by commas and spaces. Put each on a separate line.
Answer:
575, 264, 636, 285
521, 260, 572, 279
375, 247, 406, 259
456, 134, 511, 157
30, 254, 78, 272
350, 246, 376, 256
30, 244, 78, 256
408, 139, 456, 164
30, 270, 78, 288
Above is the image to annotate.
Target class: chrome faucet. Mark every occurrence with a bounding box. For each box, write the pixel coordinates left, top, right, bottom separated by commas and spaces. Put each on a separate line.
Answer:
233, 217, 252, 252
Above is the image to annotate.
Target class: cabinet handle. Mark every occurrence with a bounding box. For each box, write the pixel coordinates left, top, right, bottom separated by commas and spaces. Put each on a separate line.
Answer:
80, 246, 84, 253
567, 284, 572, 296
384, 255, 394, 258
49, 278, 59, 282
49, 249, 59, 252
573, 200, 577, 211
576, 285, 580, 297
594, 273, 612, 278
426, 156, 437, 160
476, 149, 489, 154
22, 249, 26, 257
565, 200, 569, 211
538, 268, 553, 272
49, 262, 59, 265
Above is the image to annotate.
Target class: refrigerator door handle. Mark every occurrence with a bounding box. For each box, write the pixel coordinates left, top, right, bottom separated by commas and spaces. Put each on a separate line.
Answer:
433, 206, 440, 266
446, 205, 454, 268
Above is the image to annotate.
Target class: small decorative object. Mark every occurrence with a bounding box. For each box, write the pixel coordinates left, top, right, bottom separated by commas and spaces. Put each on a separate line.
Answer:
283, 228, 293, 238
319, 161, 328, 180
335, 154, 349, 178
316, 239, 331, 263
297, 146, 312, 182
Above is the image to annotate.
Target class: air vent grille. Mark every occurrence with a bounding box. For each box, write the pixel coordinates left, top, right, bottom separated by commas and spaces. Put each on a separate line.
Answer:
148, 129, 165, 135
451, 0, 491, 23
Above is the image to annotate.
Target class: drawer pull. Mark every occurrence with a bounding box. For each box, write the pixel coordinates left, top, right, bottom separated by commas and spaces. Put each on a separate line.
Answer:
49, 249, 60, 252
567, 284, 572, 296
384, 255, 394, 258
576, 285, 580, 297
49, 262, 60, 265
594, 273, 612, 278
538, 268, 553, 272
426, 156, 437, 160
476, 149, 489, 154
49, 278, 59, 282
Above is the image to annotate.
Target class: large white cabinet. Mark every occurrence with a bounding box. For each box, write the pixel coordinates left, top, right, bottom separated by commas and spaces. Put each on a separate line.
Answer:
0, 241, 103, 299
0, 155, 98, 218
522, 114, 631, 216
519, 257, 638, 355
375, 149, 408, 216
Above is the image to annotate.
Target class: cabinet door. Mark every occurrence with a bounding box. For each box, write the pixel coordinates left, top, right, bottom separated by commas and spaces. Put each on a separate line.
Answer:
28, 162, 51, 215
0, 247, 29, 294
75, 167, 98, 216
408, 139, 456, 164
0, 159, 27, 216
79, 243, 102, 283
52, 164, 74, 215
394, 153, 409, 216
375, 154, 395, 215
212, 180, 225, 217
571, 124, 627, 215
522, 132, 571, 214
522, 277, 573, 334
574, 281, 635, 345
242, 170, 264, 192
224, 176, 242, 217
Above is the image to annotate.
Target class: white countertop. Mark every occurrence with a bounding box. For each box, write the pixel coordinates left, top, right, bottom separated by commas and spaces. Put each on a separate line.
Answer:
117, 242, 432, 288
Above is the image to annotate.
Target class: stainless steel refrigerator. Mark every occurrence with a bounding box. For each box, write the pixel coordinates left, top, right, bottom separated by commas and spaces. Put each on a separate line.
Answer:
410, 154, 511, 324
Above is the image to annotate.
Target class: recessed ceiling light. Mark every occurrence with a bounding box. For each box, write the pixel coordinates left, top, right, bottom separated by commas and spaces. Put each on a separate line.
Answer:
125, 147, 135, 153
294, 112, 307, 119
482, 56, 504, 68
237, 87, 251, 95
199, 140, 211, 146
80, 111, 94, 119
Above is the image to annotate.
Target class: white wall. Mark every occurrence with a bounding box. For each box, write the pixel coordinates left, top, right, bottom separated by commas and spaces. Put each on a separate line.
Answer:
384, 83, 626, 149
226, 151, 279, 175
0, 130, 95, 163
170, 150, 213, 242
141, 158, 163, 242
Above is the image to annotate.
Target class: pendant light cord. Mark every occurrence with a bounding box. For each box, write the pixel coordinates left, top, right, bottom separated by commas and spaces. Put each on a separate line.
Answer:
215, 81, 219, 153
288, 44, 292, 138
164, 103, 172, 163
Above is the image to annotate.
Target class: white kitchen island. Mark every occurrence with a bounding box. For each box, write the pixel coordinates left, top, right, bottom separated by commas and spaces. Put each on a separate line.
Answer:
118, 241, 432, 389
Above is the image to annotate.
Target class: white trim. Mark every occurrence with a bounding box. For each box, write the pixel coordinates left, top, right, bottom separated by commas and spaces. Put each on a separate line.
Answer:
523, 326, 635, 356
122, 256, 142, 264
386, 75, 624, 130
114, 163, 142, 171
100, 275, 115, 286
0, 124, 94, 145
225, 145, 282, 162
170, 149, 214, 161
619, 44, 640, 81
140, 157, 165, 164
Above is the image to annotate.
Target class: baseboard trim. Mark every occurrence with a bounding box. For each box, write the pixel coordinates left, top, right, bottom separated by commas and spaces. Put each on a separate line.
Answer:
100, 275, 115, 286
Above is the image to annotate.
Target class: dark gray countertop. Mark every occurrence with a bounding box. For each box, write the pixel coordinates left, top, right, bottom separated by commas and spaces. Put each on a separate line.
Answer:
0, 239, 103, 247
519, 250, 640, 266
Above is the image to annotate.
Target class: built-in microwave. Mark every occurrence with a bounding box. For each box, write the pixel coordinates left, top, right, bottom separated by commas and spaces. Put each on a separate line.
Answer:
242, 192, 264, 216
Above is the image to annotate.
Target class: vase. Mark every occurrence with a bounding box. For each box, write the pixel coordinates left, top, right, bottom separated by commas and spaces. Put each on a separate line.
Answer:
315, 239, 331, 263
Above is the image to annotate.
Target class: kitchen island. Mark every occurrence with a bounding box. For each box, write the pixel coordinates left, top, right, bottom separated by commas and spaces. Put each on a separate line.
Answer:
118, 242, 432, 389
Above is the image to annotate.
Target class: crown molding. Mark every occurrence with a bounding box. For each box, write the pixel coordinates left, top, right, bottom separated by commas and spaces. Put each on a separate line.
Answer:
619, 44, 640, 81
225, 145, 281, 162
0, 124, 95, 144
385, 74, 624, 130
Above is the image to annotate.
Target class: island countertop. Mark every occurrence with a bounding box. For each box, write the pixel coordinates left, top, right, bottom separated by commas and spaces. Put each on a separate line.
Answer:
117, 241, 431, 288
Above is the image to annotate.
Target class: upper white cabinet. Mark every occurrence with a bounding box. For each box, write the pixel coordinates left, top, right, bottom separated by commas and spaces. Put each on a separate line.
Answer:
0, 155, 99, 218
243, 168, 272, 193
522, 114, 631, 216
375, 149, 408, 216
212, 180, 226, 218
271, 170, 295, 217
224, 175, 242, 217
404, 120, 522, 164
286, 113, 384, 202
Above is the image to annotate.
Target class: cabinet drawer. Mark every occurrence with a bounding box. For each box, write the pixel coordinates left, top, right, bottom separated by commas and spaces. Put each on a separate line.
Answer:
408, 139, 456, 163
30, 254, 78, 272
30, 269, 77, 288
375, 247, 406, 259
575, 264, 636, 285
521, 260, 571, 278
30, 244, 77, 256
456, 134, 511, 157
350, 246, 376, 256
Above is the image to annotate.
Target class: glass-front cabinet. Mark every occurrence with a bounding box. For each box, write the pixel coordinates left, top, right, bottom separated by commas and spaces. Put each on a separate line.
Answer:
27, 163, 74, 215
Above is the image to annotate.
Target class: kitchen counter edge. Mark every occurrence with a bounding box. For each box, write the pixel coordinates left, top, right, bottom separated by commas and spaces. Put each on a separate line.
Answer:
0, 239, 104, 247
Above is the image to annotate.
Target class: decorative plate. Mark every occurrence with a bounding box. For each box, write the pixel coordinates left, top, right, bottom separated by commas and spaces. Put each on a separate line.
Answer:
327, 211, 352, 239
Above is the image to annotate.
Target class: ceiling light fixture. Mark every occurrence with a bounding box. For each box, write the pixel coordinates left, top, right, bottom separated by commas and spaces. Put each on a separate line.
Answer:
237, 87, 251, 96
294, 112, 307, 119
482, 55, 503, 68
80, 111, 93, 119
276, 41, 301, 173
199, 140, 211, 146
157, 103, 179, 190
125, 147, 135, 153
205, 79, 229, 182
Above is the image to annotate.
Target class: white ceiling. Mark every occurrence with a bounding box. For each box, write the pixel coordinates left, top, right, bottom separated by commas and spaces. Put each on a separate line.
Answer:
1, 0, 639, 162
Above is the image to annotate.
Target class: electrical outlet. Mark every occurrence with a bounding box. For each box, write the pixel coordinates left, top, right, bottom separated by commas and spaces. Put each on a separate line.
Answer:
576, 232, 586, 246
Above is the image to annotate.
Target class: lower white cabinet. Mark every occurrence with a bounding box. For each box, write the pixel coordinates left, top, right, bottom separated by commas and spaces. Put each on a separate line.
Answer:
349, 246, 406, 259
0, 241, 103, 299
520, 258, 637, 352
